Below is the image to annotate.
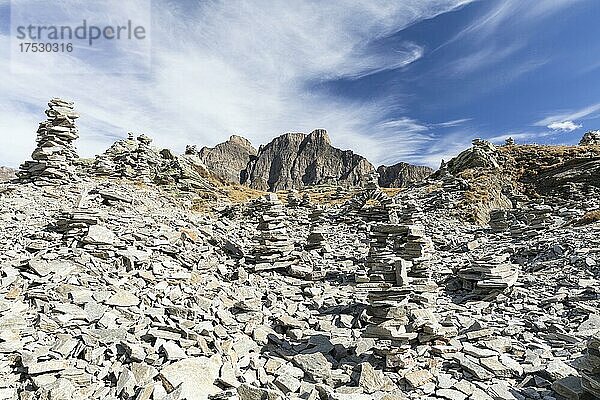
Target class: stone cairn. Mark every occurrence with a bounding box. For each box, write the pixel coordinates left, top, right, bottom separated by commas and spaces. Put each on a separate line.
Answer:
54, 209, 100, 239
399, 224, 435, 284
17, 98, 80, 185
504, 137, 515, 146
359, 206, 448, 367
344, 175, 398, 223
580, 334, 600, 398
457, 253, 519, 295
579, 130, 600, 146
252, 194, 297, 272
305, 206, 330, 253
93, 133, 160, 182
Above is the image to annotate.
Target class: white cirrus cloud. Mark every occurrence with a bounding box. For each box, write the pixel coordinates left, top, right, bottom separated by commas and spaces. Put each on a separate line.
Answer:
0, 0, 475, 168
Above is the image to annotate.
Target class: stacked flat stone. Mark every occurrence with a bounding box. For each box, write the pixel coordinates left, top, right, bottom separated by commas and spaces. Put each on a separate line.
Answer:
489, 209, 511, 233
305, 206, 330, 253
93, 134, 160, 182
504, 137, 515, 146
18, 98, 80, 185
580, 334, 600, 398
579, 130, 600, 146
54, 209, 99, 237
458, 253, 519, 294
252, 194, 297, 271
399, 225, 435, 281
362, 224, 407, 284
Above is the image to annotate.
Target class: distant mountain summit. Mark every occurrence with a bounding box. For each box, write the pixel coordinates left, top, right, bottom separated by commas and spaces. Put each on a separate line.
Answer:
377, 162, 433, 188
242, 129, 376, 191
197, 135, 257, 184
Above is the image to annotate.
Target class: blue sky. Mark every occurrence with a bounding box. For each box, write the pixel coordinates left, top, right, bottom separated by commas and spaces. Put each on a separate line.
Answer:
0, 0, 599, 168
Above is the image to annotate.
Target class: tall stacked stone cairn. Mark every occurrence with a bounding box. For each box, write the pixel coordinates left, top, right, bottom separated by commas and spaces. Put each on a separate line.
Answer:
360, 206, 450, 368
457, 253, 519, 295
251, 194, 298, 272
305, 206, 330, 253
17, 98, 80, 185
399, 224, 435, 284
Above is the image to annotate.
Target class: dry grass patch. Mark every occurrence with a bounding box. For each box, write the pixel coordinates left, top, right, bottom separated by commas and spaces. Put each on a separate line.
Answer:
574, 210, 600, 226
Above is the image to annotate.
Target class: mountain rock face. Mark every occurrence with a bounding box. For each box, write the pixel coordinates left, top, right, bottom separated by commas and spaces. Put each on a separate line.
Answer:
377, 162, 433, 188
243, 129, 376, 191
0, 166, 16, 182
197, 135, 257, 184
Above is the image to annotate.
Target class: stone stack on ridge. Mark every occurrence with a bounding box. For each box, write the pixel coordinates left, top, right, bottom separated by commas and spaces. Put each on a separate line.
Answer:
579, 130, 600, 146
300, 193, 311, 207
251, 193, 297, 271
17, 98, 80, 185
458, 253, 519, 295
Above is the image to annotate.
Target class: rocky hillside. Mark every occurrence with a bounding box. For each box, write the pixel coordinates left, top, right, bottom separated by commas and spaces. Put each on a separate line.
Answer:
242, 129, 376, 191
377, 162, 433, 188
429, 137, 600, 224
1, 99, 600, 400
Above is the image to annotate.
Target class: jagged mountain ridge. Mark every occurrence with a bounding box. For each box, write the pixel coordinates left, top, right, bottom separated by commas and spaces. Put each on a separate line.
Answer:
197, 129, 432, 191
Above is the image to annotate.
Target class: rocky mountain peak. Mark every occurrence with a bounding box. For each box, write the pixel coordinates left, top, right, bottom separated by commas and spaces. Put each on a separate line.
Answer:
306, 128, 332, 146
228, 134, 254, 149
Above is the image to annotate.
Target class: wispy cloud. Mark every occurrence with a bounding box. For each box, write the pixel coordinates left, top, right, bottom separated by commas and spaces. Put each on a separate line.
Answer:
0, 0, 475, 167
535, 102, 600, 127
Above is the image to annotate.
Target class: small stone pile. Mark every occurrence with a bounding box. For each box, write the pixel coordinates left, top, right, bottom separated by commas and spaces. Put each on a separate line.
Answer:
54, 209, 100, 238
305, 206, 330, 253
580, 334, 600, 398
505, 137, 515, 146
579, 130, 600, 146
252, 194, 297, 271
331, 186, 350, 200
489, 209, 511, 233
17, 98, 80, 185
458, 253, 519, 294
